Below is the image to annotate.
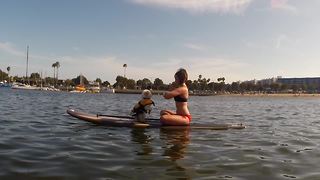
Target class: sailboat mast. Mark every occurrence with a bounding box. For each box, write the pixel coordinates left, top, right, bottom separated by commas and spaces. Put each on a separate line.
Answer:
26, 45, 29, 84
80, 74, 83, 86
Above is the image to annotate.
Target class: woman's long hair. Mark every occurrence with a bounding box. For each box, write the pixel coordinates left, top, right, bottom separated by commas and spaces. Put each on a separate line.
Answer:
175, 68, 188, 85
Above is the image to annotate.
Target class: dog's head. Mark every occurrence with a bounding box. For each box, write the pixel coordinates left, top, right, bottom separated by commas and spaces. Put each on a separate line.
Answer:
141, 89, 152, 99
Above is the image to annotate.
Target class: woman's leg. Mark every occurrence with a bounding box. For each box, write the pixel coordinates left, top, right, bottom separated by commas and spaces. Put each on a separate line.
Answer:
160, 110, 176, 116
160, 114, 190, 126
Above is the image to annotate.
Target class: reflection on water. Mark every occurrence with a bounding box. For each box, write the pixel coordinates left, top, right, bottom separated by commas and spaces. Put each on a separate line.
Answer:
1, 89, 320, 179
130, 127, 191, 179
130, 127, 190, 160
160, 128, 191, 179
160, 128, 190, 161
130, 128, 153, 156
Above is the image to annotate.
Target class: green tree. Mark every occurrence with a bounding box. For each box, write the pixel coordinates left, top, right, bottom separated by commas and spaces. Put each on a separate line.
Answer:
270, 83, 280, 92
113, 75, 127, 89
136, 78, 152, 89
55, 61, 60, 81
123, 64, 127, 78
142, 78, 152, 89
72, 75, 89, 85
102, 81, 110, 87
217, 77, 226, 92
30, 72, 40, 79
136, 79, 143, 89
45, 77, 55, 86
0, 69, 8, 82
126, 79, 136, 89
95, 78, 102, 85
153, 78, 164, 90
291, 84, 299, 93
208, 82, 215, 92
13, 75, 23, 83
192, 80, 199, 91
64, 79, 75, 87
30, 72, 41, 85
198, 75, 202, 82
52, 62, 56, 81
217, 77, 225, 82
239, 82, 247, 92
307, 83, 317, 93
6, 66, 10, 83
230, 82, 240, 92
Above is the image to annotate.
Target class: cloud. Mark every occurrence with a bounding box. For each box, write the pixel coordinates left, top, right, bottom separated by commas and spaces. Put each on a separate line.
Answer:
130, 0, 253, 14
72, 47, 80, 51
149, 56, 250, 82
60, 55, 169, 83
183, 43, 207, 51
0, 42, 25, 57
62, 55, 250, 83
1, 42, 250, 83
275, 34, 288, 49
0, 41, 53, 61
271, 0, 297, 12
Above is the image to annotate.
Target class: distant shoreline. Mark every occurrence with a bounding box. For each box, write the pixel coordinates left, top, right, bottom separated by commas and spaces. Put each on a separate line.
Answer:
219, 93, 320, 97
115, 89, 320, 97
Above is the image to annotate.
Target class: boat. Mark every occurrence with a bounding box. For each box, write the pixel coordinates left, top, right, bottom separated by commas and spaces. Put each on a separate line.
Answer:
70, 74, 87, 93
11, 83, 39, 90
0, 81, 11, 88
88, 81, 100, 93
101, 87, 115, 93
67, 109, 245, 130
11, 45, 39, 90
75, 85, 86, 92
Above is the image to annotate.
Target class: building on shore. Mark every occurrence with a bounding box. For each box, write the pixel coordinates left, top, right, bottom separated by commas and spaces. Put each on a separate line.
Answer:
277, 77, 320, 90
277, 77, 320, 86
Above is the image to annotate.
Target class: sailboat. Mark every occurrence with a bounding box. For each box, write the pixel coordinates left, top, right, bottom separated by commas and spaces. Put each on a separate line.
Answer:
70, 74, 86, 93
12, 46, 39, 90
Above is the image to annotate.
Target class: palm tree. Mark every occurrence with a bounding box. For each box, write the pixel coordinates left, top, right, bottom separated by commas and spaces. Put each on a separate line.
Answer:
7, 66, 10, 83
123, 64, 127, 78
52, 62, 56, 85
55, 61, 60, 84
217, 77, 225, 83
217, 77, 226, 92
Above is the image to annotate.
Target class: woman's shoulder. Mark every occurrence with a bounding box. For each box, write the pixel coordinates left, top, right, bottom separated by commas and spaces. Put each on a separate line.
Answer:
177, 85, 188, 94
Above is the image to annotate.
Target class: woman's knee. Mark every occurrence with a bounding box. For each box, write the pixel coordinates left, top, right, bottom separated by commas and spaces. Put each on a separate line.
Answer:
160, 110, 170, 115
160, 110, 166, 115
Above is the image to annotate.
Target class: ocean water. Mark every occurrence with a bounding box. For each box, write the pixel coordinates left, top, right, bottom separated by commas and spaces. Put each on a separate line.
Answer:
1, 88, 320, 179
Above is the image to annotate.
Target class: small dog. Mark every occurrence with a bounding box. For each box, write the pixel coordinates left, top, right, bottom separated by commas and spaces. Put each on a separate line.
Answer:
131, 89, 155, 123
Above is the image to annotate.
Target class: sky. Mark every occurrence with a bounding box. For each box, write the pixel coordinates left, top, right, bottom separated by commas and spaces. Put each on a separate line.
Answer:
1, 0, 320, 84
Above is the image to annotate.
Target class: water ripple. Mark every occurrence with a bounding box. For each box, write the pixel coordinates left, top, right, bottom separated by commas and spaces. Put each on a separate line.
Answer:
1, 89, 320, 179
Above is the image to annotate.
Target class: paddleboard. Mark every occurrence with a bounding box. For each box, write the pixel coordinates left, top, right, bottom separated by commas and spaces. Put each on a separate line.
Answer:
67, 109, 245, 130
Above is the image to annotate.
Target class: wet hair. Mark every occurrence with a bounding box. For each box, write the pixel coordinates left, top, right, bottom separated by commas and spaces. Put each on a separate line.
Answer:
175, 68, 188, 85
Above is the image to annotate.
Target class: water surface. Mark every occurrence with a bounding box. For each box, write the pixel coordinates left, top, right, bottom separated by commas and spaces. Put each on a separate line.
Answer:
1, 88, 320, 179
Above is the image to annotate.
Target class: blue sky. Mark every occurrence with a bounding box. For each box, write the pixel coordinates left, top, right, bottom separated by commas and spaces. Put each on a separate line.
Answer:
1, 0, 320, 83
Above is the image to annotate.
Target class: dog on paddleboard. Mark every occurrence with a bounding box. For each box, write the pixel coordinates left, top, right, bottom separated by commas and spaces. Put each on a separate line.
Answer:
131, 89, 155, 123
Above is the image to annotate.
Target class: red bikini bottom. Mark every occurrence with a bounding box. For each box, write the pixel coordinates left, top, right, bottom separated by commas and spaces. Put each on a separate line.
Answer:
181, 114, 192, 122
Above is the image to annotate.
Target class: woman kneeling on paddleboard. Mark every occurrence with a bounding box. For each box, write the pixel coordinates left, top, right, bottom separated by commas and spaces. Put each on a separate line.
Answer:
160, 68, 191, 126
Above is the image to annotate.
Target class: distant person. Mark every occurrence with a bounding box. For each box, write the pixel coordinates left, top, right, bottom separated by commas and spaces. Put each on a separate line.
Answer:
131, 89, 155, 123
160, 68, 191, 125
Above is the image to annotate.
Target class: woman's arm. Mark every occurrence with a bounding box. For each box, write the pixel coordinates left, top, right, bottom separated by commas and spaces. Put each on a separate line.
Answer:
163, 87, 182, 99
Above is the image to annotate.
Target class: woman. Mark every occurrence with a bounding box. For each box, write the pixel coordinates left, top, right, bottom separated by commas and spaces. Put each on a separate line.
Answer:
160, 68, 191, 126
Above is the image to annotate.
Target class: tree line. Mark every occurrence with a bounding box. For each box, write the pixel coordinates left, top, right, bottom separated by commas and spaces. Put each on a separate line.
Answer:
1, 69, 319, 93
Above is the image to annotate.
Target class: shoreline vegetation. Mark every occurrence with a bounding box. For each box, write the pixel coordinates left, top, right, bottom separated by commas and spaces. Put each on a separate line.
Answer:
1, 68, 320, 97
115, 89, 320, 97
